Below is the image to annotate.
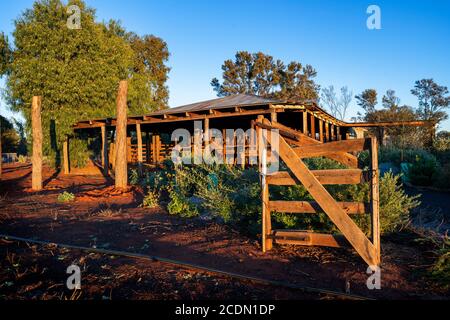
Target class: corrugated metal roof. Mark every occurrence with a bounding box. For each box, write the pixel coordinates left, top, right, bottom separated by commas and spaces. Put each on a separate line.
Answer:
149, 94, 284, 116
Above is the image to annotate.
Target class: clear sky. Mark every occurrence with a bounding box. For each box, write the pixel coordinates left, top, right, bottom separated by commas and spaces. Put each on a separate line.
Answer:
1, 0, 450, 130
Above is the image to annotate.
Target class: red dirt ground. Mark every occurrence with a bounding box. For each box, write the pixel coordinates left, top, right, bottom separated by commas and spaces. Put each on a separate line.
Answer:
0, 163, 448, 300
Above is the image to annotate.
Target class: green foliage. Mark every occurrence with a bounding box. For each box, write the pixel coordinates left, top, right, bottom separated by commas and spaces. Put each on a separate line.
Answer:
18, 155, 27, 163
68, 137, 92, 168
411, 79, 450, 123
4, 0, 170, 166
0, 32, 11, 76
378, 172, 420, 233
141, 189, 160, 209
57, 191, 75, 202
129, 169, 140, 185
167, 188, 199, 218
211, 51, 319, 101
429, 239, 450, 289
407, 154, 438, 186
379, 147, 435, 166
0, 115, 20, 153
142, 158, 419, 237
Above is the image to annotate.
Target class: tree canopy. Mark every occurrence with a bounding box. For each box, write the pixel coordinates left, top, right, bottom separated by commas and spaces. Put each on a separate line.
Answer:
411, 79, 450, 123
211, 51, 319, 101
2, 0, 170, 163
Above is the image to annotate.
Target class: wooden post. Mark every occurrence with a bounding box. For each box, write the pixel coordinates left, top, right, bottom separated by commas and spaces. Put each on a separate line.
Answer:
155, 135, 161, 164
303, 111, 308, 136
204, 118, 210, 153
330, 124, 335, 141
270, 111, 277, 123
337, 126, 341, 141
319, 119, 324, 142
101, 125, 109, 176
63, 136, 69, 175
261, 145, 272, 252
310, 113, 316, 140
145, 131, 150, 164
222, 128, 227, 164
325, 122, 330, 142
136, 123, 143, 174
114, 80, 128, 189
31, 96, 43, 191
126, 137, 132, 163
371, 137, 380, 263
257, 115, 264, 171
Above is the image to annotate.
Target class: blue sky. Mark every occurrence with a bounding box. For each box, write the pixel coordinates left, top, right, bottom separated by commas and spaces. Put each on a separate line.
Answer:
1, 0, 450, 130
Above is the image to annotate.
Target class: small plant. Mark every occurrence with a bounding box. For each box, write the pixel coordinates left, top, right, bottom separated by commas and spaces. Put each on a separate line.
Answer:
142, 190, 160, 209
167, 188, 199, 218
57, 191, 76, 203
129, 168, 140, 185
18, 155, 27, 163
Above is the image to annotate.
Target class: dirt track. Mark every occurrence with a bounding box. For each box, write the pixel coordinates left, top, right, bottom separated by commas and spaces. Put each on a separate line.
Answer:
0, 163, 448, 300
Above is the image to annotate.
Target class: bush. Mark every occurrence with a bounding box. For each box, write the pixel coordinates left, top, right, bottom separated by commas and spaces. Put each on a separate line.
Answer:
167, 188, 199, 218
57, 191, 75, 203
18, 155, 27, 163
69, 138, 92, 169
378, 172, 420, 233
143, 160, 420, 238
407, 153, 438, 186
141, 190, 160, 209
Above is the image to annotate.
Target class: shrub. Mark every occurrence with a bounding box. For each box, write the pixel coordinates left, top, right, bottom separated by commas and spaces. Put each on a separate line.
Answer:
129, 168, 140, 186
57, 191, 75, 203
378, 172, 420, 233
407, 153, 438, 186
69, 138, 92, 169
141, 190, 160, 209
144, 160, 419, 238
167, 187, 199, 218
18, 155, 27, 163
430, 239, 450, 290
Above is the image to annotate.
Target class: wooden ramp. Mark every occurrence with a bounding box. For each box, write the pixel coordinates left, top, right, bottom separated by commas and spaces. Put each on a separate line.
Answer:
255, 119, 380, 267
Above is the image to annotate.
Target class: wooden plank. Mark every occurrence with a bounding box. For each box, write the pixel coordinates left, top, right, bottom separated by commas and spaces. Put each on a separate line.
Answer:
269, 200, 367, 214
277, 135, 379, 266
270, 230, 348, 248
115, 80, 128, 189
63, 137, 69, 175
325, 122, 329, 142
371, 137, 381, 263
267, 169, 365, 185
257, 119, 359, 168
293, 139, 369, 157
31, 96, 43, 191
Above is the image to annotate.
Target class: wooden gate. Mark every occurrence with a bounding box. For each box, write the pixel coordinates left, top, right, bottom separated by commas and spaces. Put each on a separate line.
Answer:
255, 118, 380, 267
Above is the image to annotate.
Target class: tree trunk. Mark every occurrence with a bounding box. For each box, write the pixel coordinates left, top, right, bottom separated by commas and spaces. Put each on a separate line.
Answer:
32, 96, 43, 191
114, 80, 128, 189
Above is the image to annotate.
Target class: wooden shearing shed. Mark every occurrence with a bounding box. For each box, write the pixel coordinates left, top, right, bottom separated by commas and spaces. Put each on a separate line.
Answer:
49, 89, 431, 267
